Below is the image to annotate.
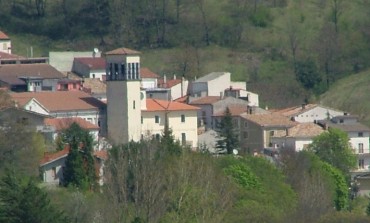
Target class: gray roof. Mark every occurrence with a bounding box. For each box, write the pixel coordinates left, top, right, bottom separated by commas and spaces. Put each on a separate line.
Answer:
193, 72, 227, 83
318, 120, 370, 132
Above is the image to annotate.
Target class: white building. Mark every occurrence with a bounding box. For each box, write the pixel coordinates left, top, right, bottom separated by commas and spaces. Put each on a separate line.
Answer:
106, 47, 199, 148
0, 31, 11, 54
275, 104, 345, 123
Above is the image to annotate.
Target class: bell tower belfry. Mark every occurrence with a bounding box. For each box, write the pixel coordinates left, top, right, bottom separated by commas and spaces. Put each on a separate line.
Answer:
105, 48, 142, 145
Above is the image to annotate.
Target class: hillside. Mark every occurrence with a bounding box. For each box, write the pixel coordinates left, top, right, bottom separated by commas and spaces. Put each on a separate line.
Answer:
320, 69, 370, 126
3, 0, 370, 108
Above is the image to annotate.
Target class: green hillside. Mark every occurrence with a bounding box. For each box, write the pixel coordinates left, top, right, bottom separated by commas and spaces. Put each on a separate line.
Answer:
320, 69, 370, 126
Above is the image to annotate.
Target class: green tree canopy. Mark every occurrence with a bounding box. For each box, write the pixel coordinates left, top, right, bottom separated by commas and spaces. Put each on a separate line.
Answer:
0, 172, 68, 223
215, 107, 239, 154
308, 127, 356, 174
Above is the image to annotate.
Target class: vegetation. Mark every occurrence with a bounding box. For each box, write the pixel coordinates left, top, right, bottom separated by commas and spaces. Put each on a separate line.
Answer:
215, 107, 239, 154
308, 128, 357, 175
62, 123, 97, 190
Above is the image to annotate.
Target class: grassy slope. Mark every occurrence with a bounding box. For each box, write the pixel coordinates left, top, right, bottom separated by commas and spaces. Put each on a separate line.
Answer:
320, 69, 370, 126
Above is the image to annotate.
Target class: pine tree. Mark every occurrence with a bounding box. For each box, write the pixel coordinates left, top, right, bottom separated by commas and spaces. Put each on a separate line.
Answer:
0, 172, 68, 223
215, 107, 239, 154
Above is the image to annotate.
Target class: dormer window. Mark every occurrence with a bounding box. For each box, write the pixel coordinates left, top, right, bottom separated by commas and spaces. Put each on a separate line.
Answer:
358, 132, 364, 137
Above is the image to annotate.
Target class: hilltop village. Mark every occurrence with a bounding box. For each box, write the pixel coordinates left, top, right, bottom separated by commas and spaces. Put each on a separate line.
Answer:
1, 30, 370, 196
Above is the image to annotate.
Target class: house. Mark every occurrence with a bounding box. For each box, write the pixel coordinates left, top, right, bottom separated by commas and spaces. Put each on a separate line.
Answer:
142, 99, 199, 148
105, 47, 200, 148
270, 123, 325, 152
10, 91, 107, 135
72, 57, 106, 80
189, 72, 259, 106
0, 31, 11, 54
141, 67, 160, 89
0, 63, 65, 92
43, 117, 100, 143
239, 113, 297, 154
0, 106, 50, 130
49, 50, 102, 72
57, 78, 82, 91
317, 115, 370, 172
275, 104, 345, 123
157, 75, 189, 100
39, 147, 108, 186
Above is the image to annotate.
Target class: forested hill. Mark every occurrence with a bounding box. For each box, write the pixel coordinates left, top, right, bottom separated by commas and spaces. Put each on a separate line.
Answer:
1, 0, 370, 108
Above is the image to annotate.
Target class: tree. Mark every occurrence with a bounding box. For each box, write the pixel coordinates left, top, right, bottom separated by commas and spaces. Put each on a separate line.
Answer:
308, 128, 356, 174
215, 107, 239, 154
295, 59, 322, 91
62, 123, 97, 190
0, 171, 68, 223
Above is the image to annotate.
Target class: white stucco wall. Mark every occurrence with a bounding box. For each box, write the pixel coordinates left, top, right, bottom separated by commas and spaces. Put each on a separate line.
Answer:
141, 78, 157, 89
207, 73, 230, 97
41, 157, 66, 184
23, 99, 49, 115
170, 80, 188, 100
294, 106, 344, 123
349, 132, 370, 154
0, 39, 11, 54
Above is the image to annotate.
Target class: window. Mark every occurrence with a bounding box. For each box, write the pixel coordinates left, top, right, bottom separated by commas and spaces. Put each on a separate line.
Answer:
155, 134, 160, 141
339, 119, 344, 123
181, 114, 185, 122
359, 159, 365, 169
243, 131, 248, 139
155, 115, 160, 123
244, 121, 248, 127
51, 167, 56, 179
358, 132, 364, 137
141, 116, 143, 124
359, 143, 364, 154
181, 133, 186, 145
133, 100, 136, 109
202, 111, 206, 117
73, 83, 76, 89
92, 74, 96, 79
270, 131, 274, 136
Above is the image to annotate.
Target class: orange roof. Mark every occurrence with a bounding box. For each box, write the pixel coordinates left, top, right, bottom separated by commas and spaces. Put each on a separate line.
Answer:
158, 78, 182, 88
44, 117, 99, 131
189, 96, 221, 105
141, 67, 160, 79
0, 31, 9, 40
74, 57, 106, 70
144, 99, 199, 112
287, 123, 324, 137
10, 91, 106, 112
94, 150, 108, 160
40, 147, 69, 166
213, 106, 248, 117
174, 95, 189, 103
105, 47, 140, 55
274, 104, 318, 117
240, 113, 296, 127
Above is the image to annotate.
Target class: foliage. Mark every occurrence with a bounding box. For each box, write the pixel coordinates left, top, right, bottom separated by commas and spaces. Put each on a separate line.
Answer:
215, 107, 239, 154
295, 59, 323, 92
224, 164, 261, 190
62, 123, 97, 190
161, 126, 183, 156
0, 172, 68, 223
308, 128, 356, 174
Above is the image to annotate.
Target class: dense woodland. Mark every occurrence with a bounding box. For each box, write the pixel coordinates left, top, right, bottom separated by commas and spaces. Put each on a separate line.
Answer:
1, 0, 370, 108
1, 0, 370, 222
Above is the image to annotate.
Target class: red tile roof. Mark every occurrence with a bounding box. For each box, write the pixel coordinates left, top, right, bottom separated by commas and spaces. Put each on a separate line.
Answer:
40, 147, 69, 166
10, 91, 106, 112
240, 113, 297, 127
44, 117, 99, 131
189, 96, 221, 105
74, 57, 106, 70
0, 31, 9, 40
141, 67, 160, 79
144, 99, 199, 111
157, 79, 182, 88
94, 150, 108, 160
274, 104, 318, 117
0, 52, 24, 59
105, 47, 140, 55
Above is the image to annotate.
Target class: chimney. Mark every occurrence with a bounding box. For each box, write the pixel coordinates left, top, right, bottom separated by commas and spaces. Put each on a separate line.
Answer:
301, 103, 306, 110
173, 74, 176, 80
219, 91, 223, 99
164, 75, 167, 84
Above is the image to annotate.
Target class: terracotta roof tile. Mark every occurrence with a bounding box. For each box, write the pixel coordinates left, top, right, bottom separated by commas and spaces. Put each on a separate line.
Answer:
0, 31, 9, 40
274, 104, 318, 117
144, 99, 199, 111
241, 113, 296, 127
274, 123, 324, 138
94, 150, 108, 160
189, 96, 221, 105
105, 47, 140, 55
10, 91, 106, 112
157, 79, 181, 88
0, 64, 65, 85
141, 67, 160, 79
74, 57, 106, 70
44, 117, 99, 131
40, 147, 69, 166
0, 52, 24, 59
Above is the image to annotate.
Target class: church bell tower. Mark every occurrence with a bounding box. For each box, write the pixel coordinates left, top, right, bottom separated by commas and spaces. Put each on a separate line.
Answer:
105, 48, 142, 145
